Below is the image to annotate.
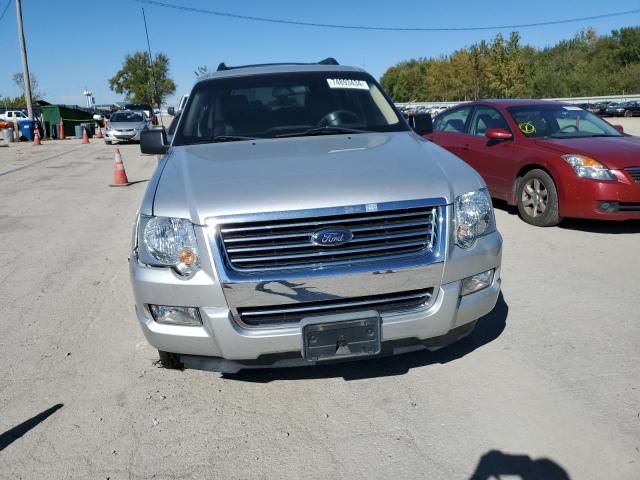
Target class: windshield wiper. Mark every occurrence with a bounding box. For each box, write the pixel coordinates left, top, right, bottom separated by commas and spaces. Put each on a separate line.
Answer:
276, 126, 369, 138
188, 135, 256, 144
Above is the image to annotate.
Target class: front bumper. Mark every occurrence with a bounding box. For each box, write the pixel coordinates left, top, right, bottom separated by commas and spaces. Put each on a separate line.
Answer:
130, 229, 502, 370
559, 172, 640, 220
105, 129, 141, 142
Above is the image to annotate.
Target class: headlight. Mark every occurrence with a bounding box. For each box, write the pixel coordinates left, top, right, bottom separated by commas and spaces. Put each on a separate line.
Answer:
454, 189, 495, 249
137, 215, 199, 275
562, 154, 616, 181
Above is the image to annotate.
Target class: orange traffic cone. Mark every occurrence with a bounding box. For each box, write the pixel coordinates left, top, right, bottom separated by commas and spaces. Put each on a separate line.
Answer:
110, 148, 132, 187
82, 127, 90, 144
33, 127, 42, 146
59, 118, 65, 140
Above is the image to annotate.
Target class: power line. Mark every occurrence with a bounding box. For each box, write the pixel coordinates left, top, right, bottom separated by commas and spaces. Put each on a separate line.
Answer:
0, 0, 12, 24
133, 1, 640, 32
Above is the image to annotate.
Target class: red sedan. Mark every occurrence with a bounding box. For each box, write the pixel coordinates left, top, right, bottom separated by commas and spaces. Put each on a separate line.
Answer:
426, 100, 640, 226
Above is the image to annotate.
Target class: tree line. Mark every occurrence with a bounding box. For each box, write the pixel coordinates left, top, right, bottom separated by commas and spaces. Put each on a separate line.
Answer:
380, 27, 640, 102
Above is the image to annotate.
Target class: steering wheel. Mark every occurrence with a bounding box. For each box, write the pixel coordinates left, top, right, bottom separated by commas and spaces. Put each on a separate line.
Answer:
559, 124, 579, 133
317, 110, 361, 127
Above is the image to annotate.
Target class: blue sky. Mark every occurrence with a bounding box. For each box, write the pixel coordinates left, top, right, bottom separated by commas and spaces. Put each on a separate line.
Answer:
0, 0, 638, 105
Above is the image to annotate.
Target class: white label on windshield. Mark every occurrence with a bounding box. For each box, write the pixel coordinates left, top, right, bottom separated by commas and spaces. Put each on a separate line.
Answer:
327, 79, 369, 90
563, 106, 582, 111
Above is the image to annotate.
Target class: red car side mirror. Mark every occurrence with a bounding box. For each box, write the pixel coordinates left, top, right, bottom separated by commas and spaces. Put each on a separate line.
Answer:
485, 128, 513, 141
613, 124, 624, 134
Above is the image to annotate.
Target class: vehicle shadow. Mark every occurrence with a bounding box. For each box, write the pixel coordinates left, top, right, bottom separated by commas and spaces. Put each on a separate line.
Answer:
225, 293, 508, 383
492, 198, 519, 216
492, 198, 640, 234
0, 403, 63, 452
559, 218, 640, 234
469, 449, 570, 480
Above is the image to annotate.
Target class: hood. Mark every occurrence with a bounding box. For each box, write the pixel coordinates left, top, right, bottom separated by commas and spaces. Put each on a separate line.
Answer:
534, 136, 640, 169
110, 121, 144, 130
152, 132, 485, 224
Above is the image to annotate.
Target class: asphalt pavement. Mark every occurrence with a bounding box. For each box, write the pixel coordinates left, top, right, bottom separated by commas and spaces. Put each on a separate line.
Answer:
0, 131, 639, 479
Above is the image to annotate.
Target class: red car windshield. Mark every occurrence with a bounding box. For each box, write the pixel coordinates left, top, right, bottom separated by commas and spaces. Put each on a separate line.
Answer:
507, 105, 622, 139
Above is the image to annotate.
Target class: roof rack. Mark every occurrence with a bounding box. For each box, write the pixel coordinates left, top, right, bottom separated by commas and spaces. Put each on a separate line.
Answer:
216, 57, 339, 72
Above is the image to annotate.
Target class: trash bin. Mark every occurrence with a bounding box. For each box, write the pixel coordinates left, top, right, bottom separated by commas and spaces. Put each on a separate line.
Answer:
3, 128, 14, 143
18, 119, 33, 141
74, 125, 83, 138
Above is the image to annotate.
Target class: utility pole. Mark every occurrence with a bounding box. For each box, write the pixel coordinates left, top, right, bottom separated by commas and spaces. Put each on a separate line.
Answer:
142, 8, 163, 127
15, 0, 33, 119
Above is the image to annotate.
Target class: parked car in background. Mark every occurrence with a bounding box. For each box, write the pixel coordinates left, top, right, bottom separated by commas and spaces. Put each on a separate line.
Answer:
124, 103, 157, 125
104, 110, 151, 144
605, 103, 623, 116
427, 100, 640, 226
606, 101, 640, 117
587, 102, 611, 116
0, 110, 28, 121
131, 59, 502, 372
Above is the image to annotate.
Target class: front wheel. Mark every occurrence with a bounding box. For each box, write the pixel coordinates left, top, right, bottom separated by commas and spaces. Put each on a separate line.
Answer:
104, 140, 112, 145
624, 110, 633, 118
517, 169, 561, 227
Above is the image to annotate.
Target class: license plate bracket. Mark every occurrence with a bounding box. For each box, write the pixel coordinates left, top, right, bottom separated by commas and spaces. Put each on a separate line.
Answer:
302, 310, 381, 362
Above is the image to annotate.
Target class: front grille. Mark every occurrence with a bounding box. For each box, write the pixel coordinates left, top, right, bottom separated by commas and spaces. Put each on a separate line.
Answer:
617, 202, 640, 212
237, 288, 434, 327
218, 203, 441, 272
625, 166, 640, 183
599, 201, 640, 212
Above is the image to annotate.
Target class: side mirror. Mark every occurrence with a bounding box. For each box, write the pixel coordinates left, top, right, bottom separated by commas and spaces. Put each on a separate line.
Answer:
613, 124, 624, 134
140, 128, 168, 155
409, 113, 433, 136
485, 128, 513, 141
167, 106, 175, 116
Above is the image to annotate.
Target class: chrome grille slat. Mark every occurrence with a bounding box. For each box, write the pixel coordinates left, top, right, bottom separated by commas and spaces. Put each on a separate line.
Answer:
232, 240, 429, 264
218, 202, 441, 272
348, 219, 433, 232
237, 288, 434, 326
220, 211, 432, 234
225, 229, 433, 253
223, 219, 434, 246
227, 251, 432, 272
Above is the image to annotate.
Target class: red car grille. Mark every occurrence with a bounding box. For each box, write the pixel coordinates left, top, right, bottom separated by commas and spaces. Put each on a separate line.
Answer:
624, 166, 640, 183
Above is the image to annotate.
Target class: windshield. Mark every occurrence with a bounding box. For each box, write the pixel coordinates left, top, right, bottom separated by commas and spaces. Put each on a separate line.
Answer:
111, 112, 144, 123
174, 71, 407, 145
507, 105, 623, 139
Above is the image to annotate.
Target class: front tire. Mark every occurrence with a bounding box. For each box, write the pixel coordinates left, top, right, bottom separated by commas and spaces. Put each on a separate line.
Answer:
104, 140, 112, 145
517, 169, 561, 227
624, 110, 633, 118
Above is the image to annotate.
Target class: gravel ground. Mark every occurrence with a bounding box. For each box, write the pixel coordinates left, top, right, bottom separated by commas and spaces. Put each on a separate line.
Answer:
0, 130, 639, 480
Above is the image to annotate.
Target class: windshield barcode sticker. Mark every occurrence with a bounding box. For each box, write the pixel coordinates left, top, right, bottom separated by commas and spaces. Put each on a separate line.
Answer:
327, 79, 369, 90
563, 106, 582, 111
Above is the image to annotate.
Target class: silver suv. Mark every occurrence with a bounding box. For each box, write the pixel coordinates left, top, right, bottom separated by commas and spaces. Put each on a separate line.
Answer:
131, 59, 502, 373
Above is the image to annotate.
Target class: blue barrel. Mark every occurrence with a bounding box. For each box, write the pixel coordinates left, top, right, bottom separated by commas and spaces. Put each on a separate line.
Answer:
18, 119, 33, 141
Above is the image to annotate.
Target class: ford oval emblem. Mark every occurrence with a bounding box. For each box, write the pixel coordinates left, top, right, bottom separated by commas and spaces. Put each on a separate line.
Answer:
311, 227, 353, 247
